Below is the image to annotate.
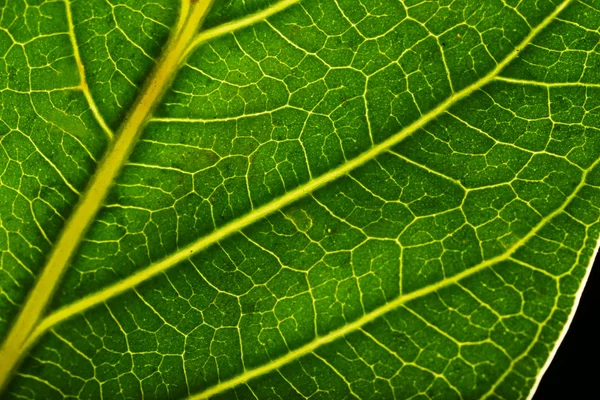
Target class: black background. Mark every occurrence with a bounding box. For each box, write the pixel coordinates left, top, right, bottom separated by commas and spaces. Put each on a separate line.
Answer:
533, 252, 598, 398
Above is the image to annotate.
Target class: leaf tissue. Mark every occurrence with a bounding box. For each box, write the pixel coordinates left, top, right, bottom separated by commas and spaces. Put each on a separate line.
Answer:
0, 0, 599, 398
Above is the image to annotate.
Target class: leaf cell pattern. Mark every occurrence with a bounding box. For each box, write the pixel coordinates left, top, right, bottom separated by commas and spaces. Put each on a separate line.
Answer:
1, 0, 600, 399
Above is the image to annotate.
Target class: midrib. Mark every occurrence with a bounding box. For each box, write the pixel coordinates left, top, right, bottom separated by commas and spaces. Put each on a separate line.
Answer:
0, 0, 215, 391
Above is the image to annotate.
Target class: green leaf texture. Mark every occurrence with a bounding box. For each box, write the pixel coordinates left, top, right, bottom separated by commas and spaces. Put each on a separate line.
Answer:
1, 0, 599, 398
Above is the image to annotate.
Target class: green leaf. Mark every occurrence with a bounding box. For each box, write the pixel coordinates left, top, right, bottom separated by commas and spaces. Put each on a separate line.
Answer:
1, 0, 599, 399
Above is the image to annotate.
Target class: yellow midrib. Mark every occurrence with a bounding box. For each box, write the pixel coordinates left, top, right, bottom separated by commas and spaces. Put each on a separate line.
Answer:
0, 0, 215, 392
29, 0, 573, 351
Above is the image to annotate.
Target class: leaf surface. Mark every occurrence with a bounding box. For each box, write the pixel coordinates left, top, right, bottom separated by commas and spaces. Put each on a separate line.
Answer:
1, 0, 599, 399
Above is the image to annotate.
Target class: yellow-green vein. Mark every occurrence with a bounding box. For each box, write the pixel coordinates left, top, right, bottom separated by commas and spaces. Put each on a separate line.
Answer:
182, 0, 302, 61
190, 152, 597, 400
0, 0, 215, 392
64, 0, 114, 140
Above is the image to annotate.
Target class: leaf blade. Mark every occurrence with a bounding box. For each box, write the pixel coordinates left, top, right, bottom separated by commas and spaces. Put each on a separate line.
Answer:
2, 0, 599, 398
31, 0, 573, 343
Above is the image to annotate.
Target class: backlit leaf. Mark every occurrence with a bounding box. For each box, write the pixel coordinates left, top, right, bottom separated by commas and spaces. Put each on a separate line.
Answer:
0, 0, 599, 399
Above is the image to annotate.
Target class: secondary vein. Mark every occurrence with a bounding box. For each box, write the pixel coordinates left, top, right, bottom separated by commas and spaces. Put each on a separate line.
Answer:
189, 141, 597, 400
182, 0, 302, 61
64, 0, 114, 140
